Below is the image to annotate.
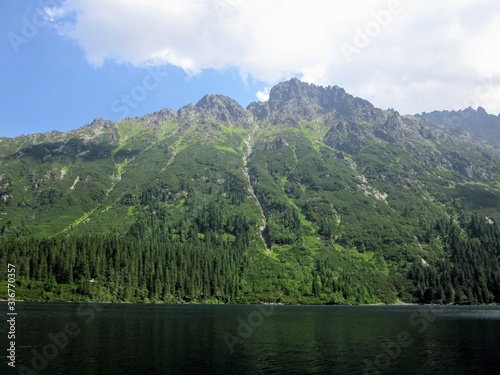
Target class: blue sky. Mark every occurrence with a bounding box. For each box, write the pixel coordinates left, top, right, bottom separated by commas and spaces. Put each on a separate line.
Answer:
1, 0, 499, 138
0, 0, 268, 137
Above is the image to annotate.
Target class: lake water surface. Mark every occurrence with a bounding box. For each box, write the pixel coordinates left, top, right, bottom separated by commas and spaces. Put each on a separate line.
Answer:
1, 303, 499, 374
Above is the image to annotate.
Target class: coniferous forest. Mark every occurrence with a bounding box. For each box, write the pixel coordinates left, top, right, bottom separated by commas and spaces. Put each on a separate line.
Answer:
1, 214, 498, 304
1, 79, 499, 304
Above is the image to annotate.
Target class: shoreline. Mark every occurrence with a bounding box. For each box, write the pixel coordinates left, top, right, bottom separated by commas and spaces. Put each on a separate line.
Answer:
0, 299, 496, 306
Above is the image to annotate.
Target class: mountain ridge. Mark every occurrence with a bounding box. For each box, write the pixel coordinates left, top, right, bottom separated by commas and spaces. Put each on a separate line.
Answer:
2, 78, 499, 147
0, 79, 499, 305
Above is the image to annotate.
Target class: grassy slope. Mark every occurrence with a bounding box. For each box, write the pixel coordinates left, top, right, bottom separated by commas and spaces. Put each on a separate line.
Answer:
0, 116, 499, 304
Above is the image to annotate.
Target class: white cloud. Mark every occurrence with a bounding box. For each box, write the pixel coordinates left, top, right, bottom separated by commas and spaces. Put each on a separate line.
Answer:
256, 87, 270, 102
52, 0, 500, 114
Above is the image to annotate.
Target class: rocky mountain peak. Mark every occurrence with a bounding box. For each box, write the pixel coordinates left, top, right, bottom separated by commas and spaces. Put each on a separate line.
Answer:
417, 106, 500, 145
89, 118, 113, 129
248, 78, 387, 125
266, 78, 329, 109
476, 106, 487, 115
178, 94, 253, 128
195, 94, 236, 110
136, 108, 177, 128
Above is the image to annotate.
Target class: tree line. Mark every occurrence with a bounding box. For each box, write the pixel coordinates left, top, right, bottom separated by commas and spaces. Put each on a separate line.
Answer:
0, 234, 246, 303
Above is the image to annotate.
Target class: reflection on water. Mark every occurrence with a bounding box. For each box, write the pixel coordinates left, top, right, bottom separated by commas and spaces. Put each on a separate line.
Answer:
0, 303, 499, 375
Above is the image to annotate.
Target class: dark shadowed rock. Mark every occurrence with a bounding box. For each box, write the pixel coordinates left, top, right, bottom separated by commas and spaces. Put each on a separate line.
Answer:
193, 94, 253, 128
416, 107, 500, 145
139, 108, 177, 126
323, 120, 368, 154
247, 78, 387, 125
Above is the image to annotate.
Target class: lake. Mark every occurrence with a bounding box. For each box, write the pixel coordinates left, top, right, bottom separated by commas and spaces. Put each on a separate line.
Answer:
1, 303, 499, 374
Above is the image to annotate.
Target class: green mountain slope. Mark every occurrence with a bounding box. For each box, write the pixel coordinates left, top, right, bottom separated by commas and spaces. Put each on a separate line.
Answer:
1, 79, 499, 304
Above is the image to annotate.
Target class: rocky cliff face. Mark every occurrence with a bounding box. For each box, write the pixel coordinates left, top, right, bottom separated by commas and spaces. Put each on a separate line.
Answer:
1, 78, 499, 305
178, 94, 253, 129
247, 78, 387, 125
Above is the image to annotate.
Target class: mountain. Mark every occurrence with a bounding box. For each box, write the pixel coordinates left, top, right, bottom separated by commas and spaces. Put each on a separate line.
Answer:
416, 106, 500, 146
0, 79, 499, 305
248, 77, 387, 125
